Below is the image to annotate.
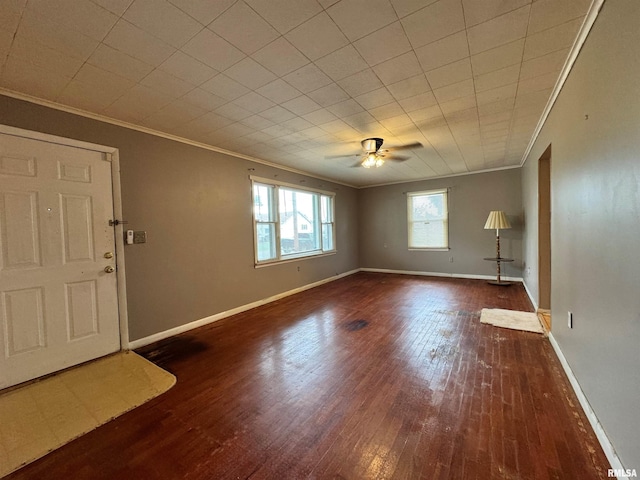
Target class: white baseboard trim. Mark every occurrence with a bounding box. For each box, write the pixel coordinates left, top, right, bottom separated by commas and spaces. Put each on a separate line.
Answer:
548, 333, 623, 474
359, 267, 523, 283
522, 279, 539, 311
128, 269, 359, 349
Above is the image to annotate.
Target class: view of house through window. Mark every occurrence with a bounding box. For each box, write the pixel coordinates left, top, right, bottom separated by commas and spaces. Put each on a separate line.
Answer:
252, 178, 335, 264
407, 189, 449, 249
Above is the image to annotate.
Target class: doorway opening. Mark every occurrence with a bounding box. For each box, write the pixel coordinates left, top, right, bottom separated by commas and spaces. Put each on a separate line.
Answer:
538, 144, 552, 330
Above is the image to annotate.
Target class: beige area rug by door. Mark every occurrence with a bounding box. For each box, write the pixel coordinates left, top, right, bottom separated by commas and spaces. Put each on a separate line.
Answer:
480, 308, 544, 334
0, 351, 176, 477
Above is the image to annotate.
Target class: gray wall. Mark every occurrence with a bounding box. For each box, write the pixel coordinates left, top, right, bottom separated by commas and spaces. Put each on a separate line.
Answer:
521, 0, 640, 467
358, 169, 523, 278
0, 95, 359, 341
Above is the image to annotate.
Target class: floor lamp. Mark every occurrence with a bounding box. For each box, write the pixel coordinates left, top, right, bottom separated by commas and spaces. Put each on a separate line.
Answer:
484, 211, 512, 285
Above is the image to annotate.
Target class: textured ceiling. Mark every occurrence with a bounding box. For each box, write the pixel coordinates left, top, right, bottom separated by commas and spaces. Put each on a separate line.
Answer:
0, 0, 591, 187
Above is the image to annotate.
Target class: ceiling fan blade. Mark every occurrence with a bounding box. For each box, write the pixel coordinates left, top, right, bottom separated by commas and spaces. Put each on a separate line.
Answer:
386, 155, 410, 162
383, 141, 423, 152
325, 153, 359, 159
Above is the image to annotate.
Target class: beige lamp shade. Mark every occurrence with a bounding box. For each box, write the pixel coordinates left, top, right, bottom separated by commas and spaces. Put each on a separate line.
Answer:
484, 211, 511, 230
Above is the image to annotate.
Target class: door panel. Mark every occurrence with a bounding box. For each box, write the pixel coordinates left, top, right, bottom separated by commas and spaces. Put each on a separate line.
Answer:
61, 194, 94, 262
3, 287, 45, 355
1, 190, 41, 268
65, 280, 99, 340
0, 133, 120, 389
0, 154, 36, 177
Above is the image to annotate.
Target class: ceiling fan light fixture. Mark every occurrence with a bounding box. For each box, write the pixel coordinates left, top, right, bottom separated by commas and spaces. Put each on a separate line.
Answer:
362, 153, 376, 168
362, 153, 385, 168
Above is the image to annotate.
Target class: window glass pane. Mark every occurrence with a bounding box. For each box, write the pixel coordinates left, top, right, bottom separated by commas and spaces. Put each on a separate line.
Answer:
410, 220, 446, 248
256, 223, 276, 261
410, 194, 445, 221
253, 184, 273, 222
322, 224, 334, 251
408, 191, 448, 249
279, 188, 320, 255
321, 195, 332, 222
252, 179, 336, 264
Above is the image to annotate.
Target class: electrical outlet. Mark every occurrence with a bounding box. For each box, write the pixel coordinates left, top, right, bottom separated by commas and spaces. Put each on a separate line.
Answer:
568, 311, 573, 328
449, 256, 454, 263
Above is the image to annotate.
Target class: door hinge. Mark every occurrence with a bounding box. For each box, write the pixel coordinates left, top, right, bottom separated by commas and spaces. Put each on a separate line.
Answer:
109, 219, 129, 226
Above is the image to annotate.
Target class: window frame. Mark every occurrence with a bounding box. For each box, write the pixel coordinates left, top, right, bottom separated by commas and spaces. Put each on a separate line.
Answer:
251, 176, 336, 266
407, 188, 450, 251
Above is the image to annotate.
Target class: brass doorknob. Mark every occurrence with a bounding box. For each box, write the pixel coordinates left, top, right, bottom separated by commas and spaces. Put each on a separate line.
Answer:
104, 252, 114, 259
104, 266, 115, 273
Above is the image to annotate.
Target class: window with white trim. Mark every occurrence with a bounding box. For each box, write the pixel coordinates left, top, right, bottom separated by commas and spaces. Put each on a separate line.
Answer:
407, 189, 449, 249
252, 177, 336, 265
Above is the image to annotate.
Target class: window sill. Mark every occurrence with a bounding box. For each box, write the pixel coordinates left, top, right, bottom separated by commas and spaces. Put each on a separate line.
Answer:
408, 248, 451, 252
255, 251, 337, 268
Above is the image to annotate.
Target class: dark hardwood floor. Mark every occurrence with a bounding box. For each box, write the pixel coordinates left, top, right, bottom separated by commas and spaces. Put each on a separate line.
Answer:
7, 272, 610, 479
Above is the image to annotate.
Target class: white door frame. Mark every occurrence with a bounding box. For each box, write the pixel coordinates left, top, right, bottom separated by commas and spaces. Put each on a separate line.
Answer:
0, 124, 130, 349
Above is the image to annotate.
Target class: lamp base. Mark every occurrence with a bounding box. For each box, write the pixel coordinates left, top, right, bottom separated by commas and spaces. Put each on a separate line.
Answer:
488, 280, 512, 286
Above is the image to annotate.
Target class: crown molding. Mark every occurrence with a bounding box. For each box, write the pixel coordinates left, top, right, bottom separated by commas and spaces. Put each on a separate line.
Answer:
0, 88, 357, 189
359, 164, 522, 189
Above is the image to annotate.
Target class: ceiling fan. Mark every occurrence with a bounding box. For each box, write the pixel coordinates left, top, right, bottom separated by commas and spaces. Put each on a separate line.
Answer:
328, 138, 423, 168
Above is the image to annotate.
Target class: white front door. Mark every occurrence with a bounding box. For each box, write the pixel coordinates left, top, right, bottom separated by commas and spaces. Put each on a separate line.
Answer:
0, 132, 121, 389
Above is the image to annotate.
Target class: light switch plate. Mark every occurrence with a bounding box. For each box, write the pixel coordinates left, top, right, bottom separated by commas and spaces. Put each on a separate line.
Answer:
133, 231, 146, 244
